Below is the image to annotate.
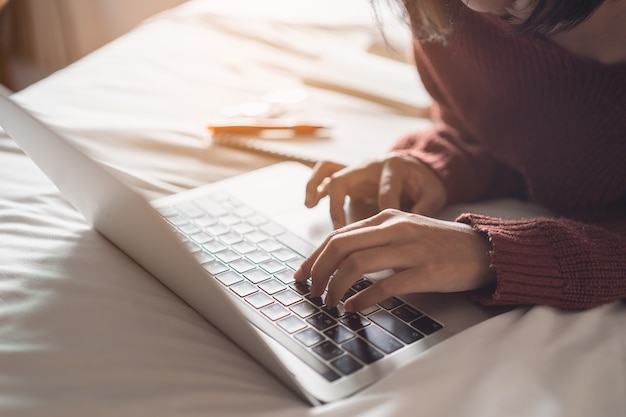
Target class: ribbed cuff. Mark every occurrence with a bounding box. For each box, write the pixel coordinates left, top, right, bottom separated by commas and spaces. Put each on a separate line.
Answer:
457, 214, 595, 310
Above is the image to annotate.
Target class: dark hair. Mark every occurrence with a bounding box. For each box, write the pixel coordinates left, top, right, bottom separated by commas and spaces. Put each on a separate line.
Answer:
384, 0, 607, 42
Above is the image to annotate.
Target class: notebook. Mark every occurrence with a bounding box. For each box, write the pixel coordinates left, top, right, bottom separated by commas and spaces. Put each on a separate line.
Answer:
0, 92, 497, 405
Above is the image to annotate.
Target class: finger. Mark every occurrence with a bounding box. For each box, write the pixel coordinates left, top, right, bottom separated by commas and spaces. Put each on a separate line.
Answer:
297, 211, 393, 294
305, 161, 345, 207
294, 231, 331, 282
410, 199, 438, 217
308, 213, 388, 276
294, 224, 354, 284
324, 244, 411, 306
344, 268, 428, 312
326, 179, 348, 229
377, 159, 405, 211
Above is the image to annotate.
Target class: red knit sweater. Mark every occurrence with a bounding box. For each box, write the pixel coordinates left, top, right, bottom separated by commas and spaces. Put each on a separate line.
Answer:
392, 10, 626, 310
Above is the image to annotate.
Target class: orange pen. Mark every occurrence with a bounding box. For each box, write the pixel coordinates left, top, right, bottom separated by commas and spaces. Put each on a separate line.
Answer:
208, 119, 329, 136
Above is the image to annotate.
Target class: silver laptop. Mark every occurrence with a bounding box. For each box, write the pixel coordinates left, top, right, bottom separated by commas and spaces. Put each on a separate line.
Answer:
0, 92, 497, 405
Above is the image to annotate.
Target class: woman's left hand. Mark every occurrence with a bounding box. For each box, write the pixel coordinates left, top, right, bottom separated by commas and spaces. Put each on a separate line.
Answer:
294, 209, 495, 312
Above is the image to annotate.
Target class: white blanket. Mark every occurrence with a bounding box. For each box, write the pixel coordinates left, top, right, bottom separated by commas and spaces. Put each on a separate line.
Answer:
1, 1, 624, 416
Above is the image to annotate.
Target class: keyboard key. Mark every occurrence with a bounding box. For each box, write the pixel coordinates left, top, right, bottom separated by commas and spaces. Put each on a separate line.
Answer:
277, 315, 307, 333
245, 249, 272, 264
312, 341, 344, 360
218, 214, 241, 226
272, 247, 298, 262
233, 205, 255, 218
274, 289, 302, 306
247, 214, 269, 226
369, 311, 424, 344
258, 279, 286, 294
285, 257, 305, 271
203, 240, 227, 254
258, 239, 283, 252
243, 268, 271, 284
274, 269, 295, 284
358, 326, 403, 354
294, 328, 325, 347
190, 231, 213, 244
342, 338, 384, 364
305, 294, 324, 307
324, 325, 355, 344
165, 214, 188, 226
219, 232, 243, 245
206, 223, 230, 236
321, 368, 341, 382
331, 355, 363, 375
244, 230, 268, 243
194, 216, 217, 228
203, 261, 229, 275
215, 270, 242, 286
392, 304, 423, 322
290, 301, 318, 318
179, 223, 202, 235
378, 297, 404, 310
357, 304, 381, 316
259, 260, 285, 274
260, 223, 285, 236
352, 279, 372, 292
260, 303, 289, 321
275, 232, 316, 257
231, 222, 255, 235
341, 288, 357, 302
215, 249, 241, 263
232, 241, 256, 254
245, 292, 274, 309
339, 313, 371, 331
410, 316, 444, 335
290, 281, 311, 295
184, 240, 201, 253
230, 281, 258, 297
229, 258, 255, 273
306, 312, 336, 330
194, 251, 215, 264
321, 304, 346, 318
156, 206, 176, 217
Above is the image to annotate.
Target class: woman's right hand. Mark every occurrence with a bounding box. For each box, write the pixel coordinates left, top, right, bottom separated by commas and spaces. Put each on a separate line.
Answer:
304, 152, 448, 229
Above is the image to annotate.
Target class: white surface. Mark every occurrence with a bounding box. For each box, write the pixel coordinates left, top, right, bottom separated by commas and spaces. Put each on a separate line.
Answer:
1, 1, 625, 416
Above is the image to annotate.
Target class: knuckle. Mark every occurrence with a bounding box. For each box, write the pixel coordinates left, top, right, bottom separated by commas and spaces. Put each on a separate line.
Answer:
341, 252, 368, 273
376, 207, 405, 222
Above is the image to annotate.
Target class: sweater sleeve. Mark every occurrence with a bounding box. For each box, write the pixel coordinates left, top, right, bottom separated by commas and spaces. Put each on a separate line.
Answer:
390, 40, 526, 204
457, 212, 626, 310
391, 121, 527, 204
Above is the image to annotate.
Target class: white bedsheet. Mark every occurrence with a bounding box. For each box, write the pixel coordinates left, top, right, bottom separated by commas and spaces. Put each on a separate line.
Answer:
1, 1, 624, 416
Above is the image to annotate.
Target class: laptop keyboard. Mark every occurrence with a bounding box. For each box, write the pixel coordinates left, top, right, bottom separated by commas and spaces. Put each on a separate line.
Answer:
157, 192, 443, 382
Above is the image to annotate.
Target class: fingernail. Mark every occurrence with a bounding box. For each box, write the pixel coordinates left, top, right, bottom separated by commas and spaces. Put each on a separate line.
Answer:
293, 268, 304, 281
344, 300, 354, 312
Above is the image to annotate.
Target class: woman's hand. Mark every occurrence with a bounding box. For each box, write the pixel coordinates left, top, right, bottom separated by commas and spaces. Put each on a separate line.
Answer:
304, 153, 447, 229
294, 209, 495, 312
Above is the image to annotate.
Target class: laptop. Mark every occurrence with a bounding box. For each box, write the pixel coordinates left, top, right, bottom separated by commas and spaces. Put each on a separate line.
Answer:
0, 92, 497, 404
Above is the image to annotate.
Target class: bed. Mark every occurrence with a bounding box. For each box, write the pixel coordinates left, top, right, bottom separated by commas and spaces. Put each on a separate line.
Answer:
1, 1, 624, 415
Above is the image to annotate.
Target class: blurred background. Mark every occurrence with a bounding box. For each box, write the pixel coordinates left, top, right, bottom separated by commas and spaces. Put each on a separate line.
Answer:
0, 0, 187, 91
